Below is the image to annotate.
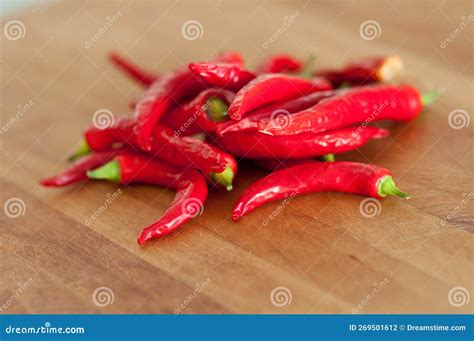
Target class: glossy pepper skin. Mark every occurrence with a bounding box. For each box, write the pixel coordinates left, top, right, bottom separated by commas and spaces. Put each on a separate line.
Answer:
216, 126, 389, 159
84, 117, 227, 173
189, 62, 256, 91
228, 74, 332, 120
109, 52, 158, 87
316, 55, 403, 87
257, 54, 303, 74
254, 158, 315, 171
258, 84, 423, 136
232, 161, 409, 220
207, 151, 238, 191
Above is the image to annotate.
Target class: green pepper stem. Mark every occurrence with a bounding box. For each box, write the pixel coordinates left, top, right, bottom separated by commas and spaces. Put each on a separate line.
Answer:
321, 154, 335, 162
211, 165, 234, 191
299, 54, 316, 79
378, 175, 410, 199
206, 97, 228, 122
68, 140, 91, 162
421, 90, 439, 107
87, 160, 121, 182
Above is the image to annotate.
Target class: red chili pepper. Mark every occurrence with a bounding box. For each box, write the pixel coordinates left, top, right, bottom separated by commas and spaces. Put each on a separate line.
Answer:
315, 55, 404, 87
161, 88, 235, 135
254, 158, 314, 171
189, 62, 256, 91
216, 126, 388, 159
109, 52, 158, 87
228, 74, 332, 120
207, 151, 238, 191
232, 161, 409, 221
258, 85, 438, 136
86, 153, 208, 244
257, 54, 303, 74
40, 150, 123, 187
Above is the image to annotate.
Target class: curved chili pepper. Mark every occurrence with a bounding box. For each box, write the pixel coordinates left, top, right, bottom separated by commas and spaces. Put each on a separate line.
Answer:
86, 153, 208, 244
228, 74, 332, 120
316, 55, 404, 87
216, 126, 388, 159
257, 54, 303, 74
232, 161, 409, 221
258, 85, 438, 136
189, 62, 256, 91
109, 52, 158, 87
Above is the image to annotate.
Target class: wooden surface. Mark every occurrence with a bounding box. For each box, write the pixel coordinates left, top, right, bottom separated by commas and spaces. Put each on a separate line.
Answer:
1, 0, 473, 314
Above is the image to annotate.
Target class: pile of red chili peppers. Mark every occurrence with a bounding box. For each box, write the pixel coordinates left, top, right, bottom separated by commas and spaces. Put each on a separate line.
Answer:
40, 52, 437, 245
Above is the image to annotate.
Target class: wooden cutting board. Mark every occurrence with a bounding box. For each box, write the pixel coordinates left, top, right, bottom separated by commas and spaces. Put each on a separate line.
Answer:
1, 0, 472, 314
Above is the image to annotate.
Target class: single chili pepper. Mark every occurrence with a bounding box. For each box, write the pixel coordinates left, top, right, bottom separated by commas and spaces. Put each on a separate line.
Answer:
40, 150, 123, 187
109, 52, 158, 87
232, 161, 409, 221
254, 158, 315, 171
86, 153, 208, 244
161, 88, 234, 135
216, 89, 344, 135
257, 54, 303, 74
315, 55, 404, 87
228, 74, 332, 120
189, 62, 256, 91
258, 85, 439, 136
216, 126, 388, 159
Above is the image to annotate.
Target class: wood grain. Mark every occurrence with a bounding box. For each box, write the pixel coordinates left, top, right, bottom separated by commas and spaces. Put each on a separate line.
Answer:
0, 0, 472, 314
